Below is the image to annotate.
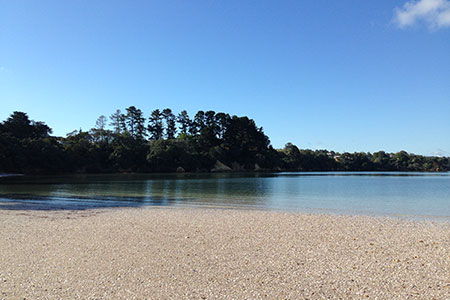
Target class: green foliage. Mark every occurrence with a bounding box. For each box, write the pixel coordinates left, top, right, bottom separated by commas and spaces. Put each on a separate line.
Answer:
124, 106, 146, 140
109, 133, 148, 172
0, 112, 64, 173
221, 116, 271, 168
109, 109, 124, 134
279, 143, 449, 172
0, 110, 448, 174
147, 139, 201, 172
162, 108, 177, 139
177, 110, 191, 135
0, 111, 51, 139
148, 109, 163, 140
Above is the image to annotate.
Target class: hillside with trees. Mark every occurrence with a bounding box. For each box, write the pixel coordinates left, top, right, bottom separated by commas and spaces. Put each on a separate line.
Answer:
0, 108, 448, 174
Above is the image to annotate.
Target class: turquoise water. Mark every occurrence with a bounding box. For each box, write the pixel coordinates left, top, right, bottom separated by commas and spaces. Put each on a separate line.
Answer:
0, 172, 449, 219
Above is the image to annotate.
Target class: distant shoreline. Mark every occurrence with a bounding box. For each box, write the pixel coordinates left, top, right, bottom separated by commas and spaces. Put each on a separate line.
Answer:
1, 169, 448, 177
2, 111, 449, 174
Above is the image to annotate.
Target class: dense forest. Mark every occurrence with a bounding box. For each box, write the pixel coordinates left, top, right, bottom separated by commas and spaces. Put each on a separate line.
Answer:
0, 108, 449, 174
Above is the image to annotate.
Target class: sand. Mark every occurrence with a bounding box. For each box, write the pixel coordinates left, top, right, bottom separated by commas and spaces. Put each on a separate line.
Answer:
0, 207, 449, 299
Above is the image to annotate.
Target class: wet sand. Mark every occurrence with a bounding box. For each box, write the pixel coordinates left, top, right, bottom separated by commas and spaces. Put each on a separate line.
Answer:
0, 207, 449, 299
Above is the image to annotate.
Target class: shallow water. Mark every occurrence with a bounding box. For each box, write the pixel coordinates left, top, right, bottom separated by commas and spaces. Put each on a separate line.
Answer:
0, 172, 449, 219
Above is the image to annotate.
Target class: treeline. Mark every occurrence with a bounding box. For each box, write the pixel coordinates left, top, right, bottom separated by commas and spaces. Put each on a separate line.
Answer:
0, 109, 448, 174
280, 143, 449, 172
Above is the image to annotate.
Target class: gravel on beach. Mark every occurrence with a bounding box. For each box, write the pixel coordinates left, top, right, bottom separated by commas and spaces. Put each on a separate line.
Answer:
0, 207, 449, 299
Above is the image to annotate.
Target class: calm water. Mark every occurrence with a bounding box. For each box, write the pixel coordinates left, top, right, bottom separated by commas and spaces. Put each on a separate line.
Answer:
0, 172, 449, 219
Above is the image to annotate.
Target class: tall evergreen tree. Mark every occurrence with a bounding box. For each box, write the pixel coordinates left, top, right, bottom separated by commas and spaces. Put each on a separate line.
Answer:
193, 110, 205, 135
215, 112, 230, 139
1, 111, 52, 139
109, 109, 124, 134
177, 110, 191, 135
95, 115, 107, 131
91, 115, 111, 143
2, 110, 450, 174
124, 106, 146, 139
162, 108, 177, 139
1, 111, 32, 138
148, 109, 163, 140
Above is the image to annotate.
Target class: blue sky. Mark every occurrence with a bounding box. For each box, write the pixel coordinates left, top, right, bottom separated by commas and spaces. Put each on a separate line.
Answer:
1, 0, 449, 156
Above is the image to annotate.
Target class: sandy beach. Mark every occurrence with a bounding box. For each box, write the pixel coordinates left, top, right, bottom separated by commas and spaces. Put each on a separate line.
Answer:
0, 207, 449, 299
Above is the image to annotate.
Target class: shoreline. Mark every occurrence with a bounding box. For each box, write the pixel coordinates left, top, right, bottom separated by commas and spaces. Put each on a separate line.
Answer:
2, 200, 450, 224
1, 206, 449, 299
1, 197, 450, 223
1, 170, 449, 178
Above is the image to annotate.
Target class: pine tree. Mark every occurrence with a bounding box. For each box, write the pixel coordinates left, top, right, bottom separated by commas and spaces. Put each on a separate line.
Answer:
162, 108, 177, 139
109, 109, 124, 134
176, 110, 191, 135
148, 109, 163, 140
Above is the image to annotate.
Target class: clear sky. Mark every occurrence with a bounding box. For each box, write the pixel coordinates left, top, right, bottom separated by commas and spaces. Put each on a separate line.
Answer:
1, 0, 449, 156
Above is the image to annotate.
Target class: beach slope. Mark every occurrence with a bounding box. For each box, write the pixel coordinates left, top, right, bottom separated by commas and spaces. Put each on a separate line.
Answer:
0, 207, 449, 299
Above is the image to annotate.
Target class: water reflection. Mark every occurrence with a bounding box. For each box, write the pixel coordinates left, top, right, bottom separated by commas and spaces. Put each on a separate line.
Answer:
0, 172, 449, 219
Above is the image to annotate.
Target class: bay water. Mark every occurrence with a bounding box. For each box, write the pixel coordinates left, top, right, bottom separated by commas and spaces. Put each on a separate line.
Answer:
0, 172, 449, 219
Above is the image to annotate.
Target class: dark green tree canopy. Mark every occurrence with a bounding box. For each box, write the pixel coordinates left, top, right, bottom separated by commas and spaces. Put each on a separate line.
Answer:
162, 108, 177, 139
124, 106, 146, 139
0, 111, 51, 139
0, 110, 448, 174
177, 110, 191, 135
109, 109, 124, 134
148, 109, 163, 140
